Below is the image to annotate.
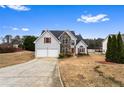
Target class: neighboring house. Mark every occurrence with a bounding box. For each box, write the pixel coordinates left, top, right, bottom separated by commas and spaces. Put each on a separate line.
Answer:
34, 30, 88, 57
102, 34, 124, 54
11, 39, 22, 48
3, 35, 13, 44
0, 37, 3, 44
1, 35, 22, 48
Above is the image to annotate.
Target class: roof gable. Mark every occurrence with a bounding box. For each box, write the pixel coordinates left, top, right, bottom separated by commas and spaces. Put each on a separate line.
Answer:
34, 31, 60, 44
66, 31, 77, 40
42, 30, 77, 40
76, 35, 88, 46
58, 31, 77, 40
76, 40, 88, 47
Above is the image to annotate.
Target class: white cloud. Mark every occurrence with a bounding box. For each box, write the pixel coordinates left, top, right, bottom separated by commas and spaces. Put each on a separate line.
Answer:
0, 5, 6, 8
101, 18, 110, 22
2, 26, 30, 32
77, 14, 110, 23
0, 5, 30, 11
21, 28, 29, 31
12, 27, 19, 31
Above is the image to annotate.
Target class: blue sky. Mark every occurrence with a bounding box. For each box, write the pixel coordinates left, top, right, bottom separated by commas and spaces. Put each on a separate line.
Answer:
0, 5, 124, 39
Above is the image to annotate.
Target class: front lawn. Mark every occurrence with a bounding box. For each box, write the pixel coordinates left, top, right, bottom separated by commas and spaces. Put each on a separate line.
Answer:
0, 51, 34, 68
59, 54, 124, 87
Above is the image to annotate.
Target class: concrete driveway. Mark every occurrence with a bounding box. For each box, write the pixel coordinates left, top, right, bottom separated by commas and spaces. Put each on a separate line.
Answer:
0, 58, 62, 87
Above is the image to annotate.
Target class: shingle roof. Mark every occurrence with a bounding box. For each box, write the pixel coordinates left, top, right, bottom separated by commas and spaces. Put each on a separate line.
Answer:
41, 30, 76, 39
76, 34, 83, 44
49, 30, 64, 39
70, 31, 76, 36
41, 30, 87, 45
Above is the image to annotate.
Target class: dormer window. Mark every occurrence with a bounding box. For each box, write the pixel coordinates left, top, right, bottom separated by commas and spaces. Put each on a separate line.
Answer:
44, 37, 51, 43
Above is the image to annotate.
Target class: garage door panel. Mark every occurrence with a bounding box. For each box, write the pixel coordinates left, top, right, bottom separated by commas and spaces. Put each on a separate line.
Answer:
36, 49, 59, 57
36, 50, 47, 57
48, 50, 58, 57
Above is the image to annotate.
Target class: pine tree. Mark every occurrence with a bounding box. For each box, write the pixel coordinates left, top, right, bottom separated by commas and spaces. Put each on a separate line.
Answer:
111, 35, 118, 62
105, 33, 124, 63
117, 32, 123, 63
105, 35, 112, 62
122, 43, 124, 63
117, 32, 124, 63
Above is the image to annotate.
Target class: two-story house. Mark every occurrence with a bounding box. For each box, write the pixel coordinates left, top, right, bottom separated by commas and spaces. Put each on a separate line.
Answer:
34, 30, 88, 57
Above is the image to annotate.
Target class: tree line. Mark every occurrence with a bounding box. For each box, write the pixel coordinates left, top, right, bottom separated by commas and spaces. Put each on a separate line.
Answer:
0, 35, 37, 52
106, 32, 124, 63
84, 38, 104, 49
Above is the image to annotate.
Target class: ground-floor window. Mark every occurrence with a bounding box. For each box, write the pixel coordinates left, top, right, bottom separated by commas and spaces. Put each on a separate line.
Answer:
61, 47, 69, 54
78, 46, 85, 53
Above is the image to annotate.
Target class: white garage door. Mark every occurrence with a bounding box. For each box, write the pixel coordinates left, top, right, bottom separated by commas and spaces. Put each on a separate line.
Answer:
36, 49, 59, 57
36, 49, 47, 57
48, 50, 58, 57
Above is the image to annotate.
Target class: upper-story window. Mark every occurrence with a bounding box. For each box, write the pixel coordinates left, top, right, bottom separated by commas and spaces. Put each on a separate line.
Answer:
62, 38, 68, 44
44, 37, 51, 43
71, 40, 74, 45
65, 38, 68, 44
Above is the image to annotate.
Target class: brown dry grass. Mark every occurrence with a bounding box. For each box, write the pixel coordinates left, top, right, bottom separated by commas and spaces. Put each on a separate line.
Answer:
97, 64, 124, 86
0, 51, 34, 68
59, 54, 124, 87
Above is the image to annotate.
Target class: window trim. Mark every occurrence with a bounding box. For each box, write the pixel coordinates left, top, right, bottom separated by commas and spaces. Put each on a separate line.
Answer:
44, 37, 51, 43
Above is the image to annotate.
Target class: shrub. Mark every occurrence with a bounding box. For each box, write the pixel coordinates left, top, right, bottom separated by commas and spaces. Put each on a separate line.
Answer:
58, 53, 64, 59
0, 47, 16, 53
77, 53, 88, 57
58, 53, 73, 58
65, 53, 73, 57
18, 44, 24, 48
